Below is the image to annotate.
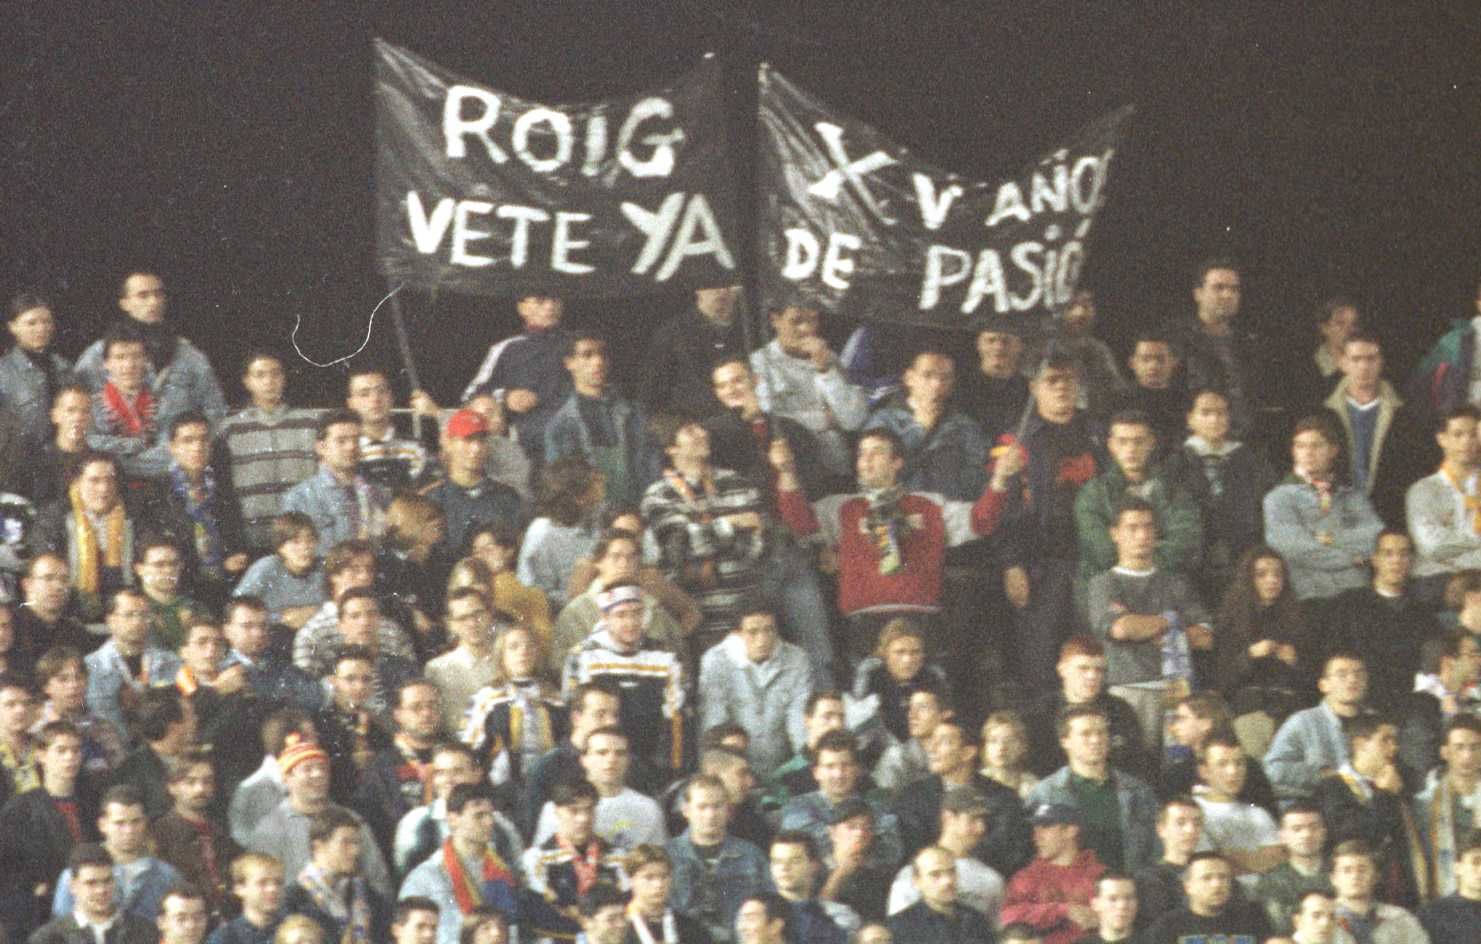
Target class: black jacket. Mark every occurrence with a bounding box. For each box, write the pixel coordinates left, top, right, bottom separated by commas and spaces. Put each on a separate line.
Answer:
29, 912, 159, 944
893, 772, 1032, 878
887, 900, 996, 944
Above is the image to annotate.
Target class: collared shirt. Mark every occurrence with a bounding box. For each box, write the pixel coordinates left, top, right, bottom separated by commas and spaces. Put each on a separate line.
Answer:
73, 910, 118, 944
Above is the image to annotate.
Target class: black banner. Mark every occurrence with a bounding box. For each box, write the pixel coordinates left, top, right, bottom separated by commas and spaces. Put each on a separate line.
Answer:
374, 40, 741, 296
757, 64, 1133, 328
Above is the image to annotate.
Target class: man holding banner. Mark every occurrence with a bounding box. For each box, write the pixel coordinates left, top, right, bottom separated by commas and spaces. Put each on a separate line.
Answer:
461, 294, 574, 465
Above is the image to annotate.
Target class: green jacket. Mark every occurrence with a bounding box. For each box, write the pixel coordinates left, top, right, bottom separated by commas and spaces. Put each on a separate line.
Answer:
1073, 464, 1204, 578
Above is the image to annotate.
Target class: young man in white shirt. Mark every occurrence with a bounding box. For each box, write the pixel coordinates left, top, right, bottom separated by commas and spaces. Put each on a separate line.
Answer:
533, 725, 665, 853
1192, 733, 1283, 880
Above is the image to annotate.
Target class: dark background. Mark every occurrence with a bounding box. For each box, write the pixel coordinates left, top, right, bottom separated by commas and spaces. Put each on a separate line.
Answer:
4, 3, 1479, 408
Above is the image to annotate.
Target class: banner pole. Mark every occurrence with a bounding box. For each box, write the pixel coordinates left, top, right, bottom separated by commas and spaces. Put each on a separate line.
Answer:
387, 283, 423, 442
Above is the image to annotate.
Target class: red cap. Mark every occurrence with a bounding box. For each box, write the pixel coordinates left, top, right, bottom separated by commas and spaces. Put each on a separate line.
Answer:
445, 408, 491, 439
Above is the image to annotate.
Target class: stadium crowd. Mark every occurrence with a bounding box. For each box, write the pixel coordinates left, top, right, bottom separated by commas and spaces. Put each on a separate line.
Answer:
0, 264, 1480, 943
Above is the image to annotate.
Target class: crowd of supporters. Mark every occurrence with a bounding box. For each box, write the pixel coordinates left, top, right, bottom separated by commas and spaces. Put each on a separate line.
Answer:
1, 264, 1481, 943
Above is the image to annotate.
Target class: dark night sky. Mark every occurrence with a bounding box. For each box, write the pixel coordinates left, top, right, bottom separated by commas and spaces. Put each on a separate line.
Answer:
4, 3, 1480, 407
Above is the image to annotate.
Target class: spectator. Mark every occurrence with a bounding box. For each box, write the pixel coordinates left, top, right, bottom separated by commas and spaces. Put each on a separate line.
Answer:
533, 725, 666, 853
1287, 889, 1347, 944
421, 408, 524, 563
51, 783, 180, 922
35, 645, 126, 776
84, 587, 181, 742
281, 807, 392, 941
232, 513, 327, 630
1190, 733, 1284, 878
866, 349, 990, 503
0, 673, 38, 803
644, 416, 768, 652
1042, 290, 1128, 419
751, 305, 870, 482
523, 680, 623, 839
518, 779, 625, 943
1265, 651, 1370, 801
1160, 692, 1277, 812
1164, 388, 1275, 601
132, 536, 207, 652
214, 350, 320, 554
772, 831, 859, 943
1327, 840, 1428, 944
575, 882, 631, 944
518, 457, 604, 612
29, 843, 159, 944
1133, 796, 1204, 931
978, 710, 1039, 801
0, 721, 101, 942
228, 709, 316, 846
1415, 716, 1481, 900
1144, 852, 1272, 943
398, 782, 520, 944
666, 774, 769, 943
1320, 332, 1428, 529
390, 898, 441, 944
12, 552, 96, 670
1000, 803, 1105, 944
139, 411, 249, 603
886, 788, 1005, 926
735, 893, 793, 944
352, 678, 444, 861
550, 527, 685, 675
1101, 330, 1187, 451
207, 852, 286, 944
873, 689, 947, 796
461, 292, 574, 464
1264, 414, 1385, 601
281, 410, 388, 557
1313, 715, 1426, 908
241, 734, 392, 897
1251, 801, 1332, 936
639, 285, 746, 420
460, 622, 566, 802
220, 596, 323, 713
887, 846, 996, 944
84, 323, 187, 480
30, 383, 91, 507
764, 690, 848, 809
1170, 258, 1258, 437
773, 429, 1001, 667
621, 844, 715, 944
892, 720, 1031, 878
35, 452, 142, 621
1306, 296, 1362, 405
1086, 497, 1212, 752
816, 800, 894, 925
153, 885, 210, 944
1084, 872, 1140, 944
1399, 630, 1480, 779
463, 522, 553, 640
1075, 410, 1204, 582
956, 313, 1035, 445
1022, 636, 1149, 781
975, 352, 1104, 690
423, 587, 499, 733
315, 642, 397, 804
1323, 530, 1437, 717
154, 749, 243, 921
544, 331, 656, 507
1417, 828, 1481, 941
112, 687, 191, 819
1025, 704, 1159, 874
561, 582, 684, 779
699, 605, 812, 780
1407, 405, 1481, 600
1212, 546, 1311, 723
0, 289, 73, 453
345, 368, 433, 491
1407, 274, 1481, 417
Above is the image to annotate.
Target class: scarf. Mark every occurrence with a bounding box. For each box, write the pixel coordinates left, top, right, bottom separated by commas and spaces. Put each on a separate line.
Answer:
662, 468, 719, 587
559, 834, 604, 896
170, 464, 224, 577
1441, 464, 1481, 535
627, 901, 680, 944
442, 838, 517, 917
393, 737, 434, 806
863, 485, 911, 575
68, 480, 126, 598
100, 381, 156, 437
1426, 775, 1481, 896
297, 863, 372, 944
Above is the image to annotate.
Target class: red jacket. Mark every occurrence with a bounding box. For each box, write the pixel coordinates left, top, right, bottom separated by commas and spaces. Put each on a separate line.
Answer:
1000, 848, 1105, 944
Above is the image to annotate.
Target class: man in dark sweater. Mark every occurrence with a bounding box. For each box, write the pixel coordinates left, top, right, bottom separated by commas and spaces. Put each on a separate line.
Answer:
639, 285, 747, 422
1323, 530, 1437, 717
1134, 795, 1203, 931
1418, 828, 1481, 941
887, 846, 996, 944
1100, 329, 1188, 454
461, 292, 575, 463
1146, 852, 1272, 943
1022, 635, 1149, 782
155, 749, 242, 924
955, 314, 1031, 446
